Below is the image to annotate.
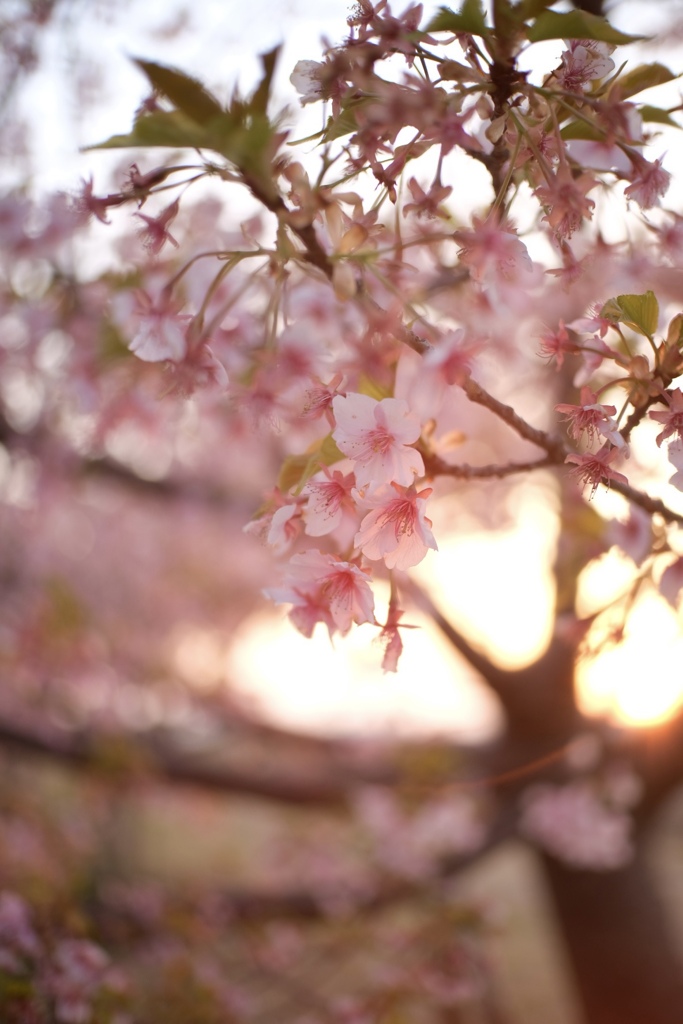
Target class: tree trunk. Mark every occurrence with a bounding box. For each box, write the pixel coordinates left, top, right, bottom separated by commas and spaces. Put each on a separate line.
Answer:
541, 842, 683, 1024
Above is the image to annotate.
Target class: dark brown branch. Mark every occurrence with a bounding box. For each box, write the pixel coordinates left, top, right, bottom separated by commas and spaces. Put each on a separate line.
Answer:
424, 452, 559, 480
461, 377, 567, 458
0, 711, 351, 807
606, 477, 683, 527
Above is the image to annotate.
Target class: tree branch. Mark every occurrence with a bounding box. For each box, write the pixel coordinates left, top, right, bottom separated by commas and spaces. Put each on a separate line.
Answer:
0, 711, 352, 807
424, 452, 559, 480
461, 377, 567, 458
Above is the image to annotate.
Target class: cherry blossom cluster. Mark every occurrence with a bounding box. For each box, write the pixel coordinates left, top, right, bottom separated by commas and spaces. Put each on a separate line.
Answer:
260, 390, 437, 670
43, 0, 682, 669
0, 891, 126, 1024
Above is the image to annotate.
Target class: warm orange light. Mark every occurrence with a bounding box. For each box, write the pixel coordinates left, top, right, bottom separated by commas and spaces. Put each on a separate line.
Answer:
216, 486, 683, 738
576, 590, 683, 727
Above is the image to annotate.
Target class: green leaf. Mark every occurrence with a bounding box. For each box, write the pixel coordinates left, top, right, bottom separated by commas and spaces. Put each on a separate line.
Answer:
133, 58, 224, 125
323, 97, 370, 142
614, 62, 676, 100
640, 104, 682, 128
426, 0, 489, 36
251, 45, 281, 116
517, 0, 555, 18
560, 119, 604, 141
358, 374, 392, 401
85, 109, 211, 151
277, 434, 344, 494
601, 291, 660, 337
665, 312, 683, 349
618, 291, 659, 337
527, 10, 646, 45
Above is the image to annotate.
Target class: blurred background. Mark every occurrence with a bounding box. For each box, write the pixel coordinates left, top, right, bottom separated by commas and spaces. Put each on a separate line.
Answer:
3, 2, 683, 1022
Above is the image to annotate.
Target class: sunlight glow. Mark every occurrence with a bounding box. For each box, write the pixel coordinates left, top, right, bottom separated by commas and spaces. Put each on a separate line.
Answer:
226, 604, 503, 742
414, 487, 558, 670
577, 589, 683, 727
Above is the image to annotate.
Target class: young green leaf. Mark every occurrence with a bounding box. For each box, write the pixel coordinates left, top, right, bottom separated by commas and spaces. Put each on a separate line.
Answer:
278, 434, 344, 494
601, 291, 660, 337
560, 120, 604, 141
84, 110, 210, 151
614, 62, 677, 100
640, 104, 682, 129
251, 45, 281, 116
426, 0, 489, 37
133, 59, 224, 125
527, 10, 646, 45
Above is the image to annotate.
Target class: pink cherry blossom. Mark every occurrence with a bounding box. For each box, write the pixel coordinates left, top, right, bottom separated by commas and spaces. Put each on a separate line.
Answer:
403, 177, 453, 219
555, 40, 615, 92
535, 166, 597, 240
520, 782, 633, 870
454, 216, 532, 287
135, 197, 181, 256
267, 503, 303, 555
376, 595, 416, 673
660, 557, 683, 609
128, 291, 189, 363
538, 321, 578, 368
606, 504, 652, 567
354, 484, 437, 570
565, 446, 629, 498
301, 373, 345, 423
302, 467, 358, 544
667, 437, 683, 490
46, 939, 111, 1024
624, 155, 671, 210
0, 891, 42, 972
556, 387, 626, 448
265, 550, 375, 637
332, 392, 424, 490
650, 389, 683, 446
290, 60, 327, 103
75, 175, 122, 225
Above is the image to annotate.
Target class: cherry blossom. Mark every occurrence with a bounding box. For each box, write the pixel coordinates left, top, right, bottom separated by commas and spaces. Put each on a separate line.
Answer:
266, 549, 375, 637
332, 392, 425, 490
301, 373, 345, 424
454, 216, 533, 288
650, 389, 683, 446
538, 321, 578, 368
556, 387, 626, 448
0, 891, 42, 972
535, 166, 597, 240
45, 939, 112, 1024
554, 39, 615, 92
666, 436, 683, 490
75, 175, 121, 224
565, 446, 629, 498
624, 155, 672, 210
354, 483, 437, 570
403, 177, 453, 219
660, 557, 683, 609
126, 291, 189, 363
520, 782, 633, 870
606, 504, 652, 567
375, 592, 416, 672
135, 197, 181, 255
289, 60, 327, 103
267, 503, 303, 555
302, 467, 358, 546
